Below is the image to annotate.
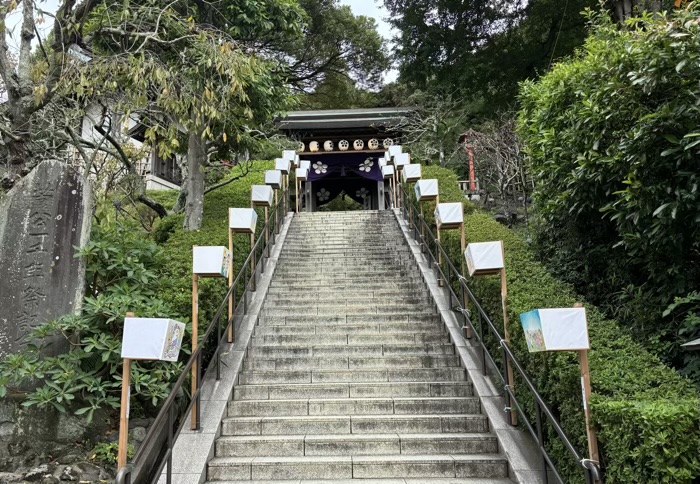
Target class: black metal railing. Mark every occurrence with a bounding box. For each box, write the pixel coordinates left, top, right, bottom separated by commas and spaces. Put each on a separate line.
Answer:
116, 188, 287, 484
396, 184, 602, 484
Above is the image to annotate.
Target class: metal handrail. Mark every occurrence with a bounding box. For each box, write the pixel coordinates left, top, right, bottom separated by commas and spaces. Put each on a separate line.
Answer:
116, 189, 287, 484
396, 184, 602, 484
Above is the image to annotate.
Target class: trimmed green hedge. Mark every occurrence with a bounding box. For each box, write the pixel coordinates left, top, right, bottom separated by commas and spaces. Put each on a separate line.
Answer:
421, 165, 700, 483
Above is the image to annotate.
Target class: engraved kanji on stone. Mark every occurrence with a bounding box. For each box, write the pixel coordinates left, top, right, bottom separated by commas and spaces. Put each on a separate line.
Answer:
24, 261, 46, 278
26, 233, 49, 254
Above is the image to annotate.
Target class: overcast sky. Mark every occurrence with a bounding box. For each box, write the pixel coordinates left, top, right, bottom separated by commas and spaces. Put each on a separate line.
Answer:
5, 0, 398, 83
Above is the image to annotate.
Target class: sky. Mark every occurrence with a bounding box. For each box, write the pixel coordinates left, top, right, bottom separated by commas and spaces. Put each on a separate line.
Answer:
4, 0, 399, 83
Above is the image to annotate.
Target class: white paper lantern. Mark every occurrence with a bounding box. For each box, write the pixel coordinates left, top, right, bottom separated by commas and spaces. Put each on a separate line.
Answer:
296, 142, 305, 153
296, 167, 309, 181
192, 246, 231, 278
265, 170, 282, 189
520, 308, 590, 353
275, 158, 291, 174
299, 159, 311, 171
383, 138, 394, 148
435, 202, 464, 230
353, 139, 364, 150
378, 157, 387, 168
229, 207, 257, 234
309, 141, 319, 152
394, 153, 410, 168
282, 150, 297, 162
338, 140, 349, 151
381, 165, 395, 179
464, 241, 504, 276
324, 140, 334, 151
368, 138, 379, 150
388, 145, 402, 160
384, 151, 393, 165
402, 163, 422, 183
414, 179, 439, 201
121, 317, 185, 362
251, 184, 274, 207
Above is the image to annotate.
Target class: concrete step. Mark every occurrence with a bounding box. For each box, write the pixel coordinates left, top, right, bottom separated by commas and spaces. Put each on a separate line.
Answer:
233, 381, 472, 400
259, 314, 442, 325
221, 414, 490, 436
206, 479, 513, 484
207, 454, 508, 480
242, 355, 461, 371
253, 322, 445, 336
228, 397, 481, 417
263, 290, 430, 301
238, 368, 467, 385
258, 308, 438, 318
246, 343, 455, 358
250, 333, 447, 347
216, 433, 499, 457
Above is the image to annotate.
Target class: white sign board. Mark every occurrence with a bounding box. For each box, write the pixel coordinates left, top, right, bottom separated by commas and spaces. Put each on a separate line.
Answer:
520, 308, 590, 353
299, 159, 311, 171
394, 153, 410, 168
296, 167, 309, 181
265, 170, 282, 189
251, 185, 274, 207
121, 318, 185, 361
229, 207, 257, 234
381, 165, 395, 179
192, 246, 231, 278
402, 164, 422, 183
414, 179, 439, 201
464, 241, 504, 276
435, 202, 463, 230
275, 158, 291, 174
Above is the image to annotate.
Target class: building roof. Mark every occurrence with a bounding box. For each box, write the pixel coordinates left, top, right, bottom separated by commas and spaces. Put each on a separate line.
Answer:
277, 107, 414, 131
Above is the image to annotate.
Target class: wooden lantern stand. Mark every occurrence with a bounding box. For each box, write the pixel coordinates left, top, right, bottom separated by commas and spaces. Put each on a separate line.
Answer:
227, 226, 234, 343
500, 251, 517, 426
117, 311, 135, 470
191, 276, 199, 429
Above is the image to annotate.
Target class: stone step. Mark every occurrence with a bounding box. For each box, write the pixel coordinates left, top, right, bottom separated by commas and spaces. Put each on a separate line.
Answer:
207, 454, 508, 480
268, 276, 425, 285
228, 397, 480, 417
233, 381, 472, 400
238, 368, 467, 385
221, 414, 490, 436
258, 314, 442, 325
263, 291, 430, 301
216, 433, 499, 457
253, 322, 445, 336
266, 282, 426, 292
261, 300, 435, 310
246, 343, 455, 358
242, 355, 461, 371
258, 307, 438, 318
250, 333, 447, 347
206, 479, 513, 484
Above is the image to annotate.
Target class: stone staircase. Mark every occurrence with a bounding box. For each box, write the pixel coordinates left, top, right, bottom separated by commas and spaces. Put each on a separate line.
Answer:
206, 210, 512, 483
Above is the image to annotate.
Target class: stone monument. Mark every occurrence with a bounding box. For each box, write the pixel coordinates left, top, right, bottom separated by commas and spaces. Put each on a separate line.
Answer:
0, 161, 93, 358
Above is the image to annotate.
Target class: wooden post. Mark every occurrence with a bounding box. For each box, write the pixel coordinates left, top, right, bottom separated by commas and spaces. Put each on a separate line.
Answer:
295, 177, 299, 213
250, 232, 256, 291
264, 207, 269, 258
274, 190, 279, 231
393, 170, 398, 208
117, 311, 135, 470
191, 274, 198, 430
460, 222, 472, 339
228, 228, 234, 344
435, 195, 443, 287
501, 261, 517, 425
420, 203, 425, 242
575, 302, 600, 476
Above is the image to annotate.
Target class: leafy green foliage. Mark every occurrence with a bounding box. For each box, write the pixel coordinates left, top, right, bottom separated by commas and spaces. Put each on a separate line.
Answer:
518, 6, 700, 381
424, 165, 700, 482
0, 222, 183, 423
91, 441, 134, 465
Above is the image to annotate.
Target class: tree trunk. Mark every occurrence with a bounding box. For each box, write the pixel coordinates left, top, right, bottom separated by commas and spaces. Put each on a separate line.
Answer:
183, 130, 207, 230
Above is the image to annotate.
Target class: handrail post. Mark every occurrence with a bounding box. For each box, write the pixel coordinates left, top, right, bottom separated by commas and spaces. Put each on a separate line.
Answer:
167, 404, 174, 484
535, 400, 549, 484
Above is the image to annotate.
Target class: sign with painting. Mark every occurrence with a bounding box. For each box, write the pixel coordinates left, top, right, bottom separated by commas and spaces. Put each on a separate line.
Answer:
519, 308, 590, 353
121, 317, 185, 361
192, 246, 231, 278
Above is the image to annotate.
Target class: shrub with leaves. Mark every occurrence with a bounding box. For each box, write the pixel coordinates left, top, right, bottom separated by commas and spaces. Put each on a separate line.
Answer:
0, 222, 185, 423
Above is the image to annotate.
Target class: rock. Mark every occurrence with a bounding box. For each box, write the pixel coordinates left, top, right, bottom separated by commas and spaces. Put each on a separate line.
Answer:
0, 472, 23, 483
23, 464, 53, 482
128, 418, 150, 429
70, 462, 103, 482
130, 426, 146, 443
40, 476, 59, 484
493, 213, 509, 225
0, 160, 93, 359
58, 466, 78, 481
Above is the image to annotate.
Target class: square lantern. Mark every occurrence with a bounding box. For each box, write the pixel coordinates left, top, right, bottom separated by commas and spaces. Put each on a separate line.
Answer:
229, 208, 257, 234
402, 163, 422, 183
296, 167, 309, 181
435, 203, 464, 230
394, 153, 410, 168
384, 151, 393, 165
282, 150, 297, 163
275, 158, 291, 174
388, 145, 402, 161
464, 241, 504, 276
121, 317, 185, 362
251, 185, 274, 207
299, 159, 311, 171
520, 308, 590, 353
192, 246, 231, 278
378, 157, 387, 168
265, 170, 282, 189
414, 179, 439, 201
381, 165, 395, 179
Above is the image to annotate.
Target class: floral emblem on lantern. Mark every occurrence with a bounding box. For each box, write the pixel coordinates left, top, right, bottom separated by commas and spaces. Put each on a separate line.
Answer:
338, 139, 349, 151
359, 159, 374, 172
356, 187, 369, 199
317, 188, 330, 201
353, 139, 364, 150
368, 138, 379, 150
313, 162, 328, 174
296, 141, 305, 153
383, 138, 394, 148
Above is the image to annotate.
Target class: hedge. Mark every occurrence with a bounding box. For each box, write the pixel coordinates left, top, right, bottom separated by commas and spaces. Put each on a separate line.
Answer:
420, 165, 700, 483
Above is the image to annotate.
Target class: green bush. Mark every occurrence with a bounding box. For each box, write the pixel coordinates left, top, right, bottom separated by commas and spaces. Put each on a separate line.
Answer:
517, 6, 700, 379
422, 165, 700, 483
